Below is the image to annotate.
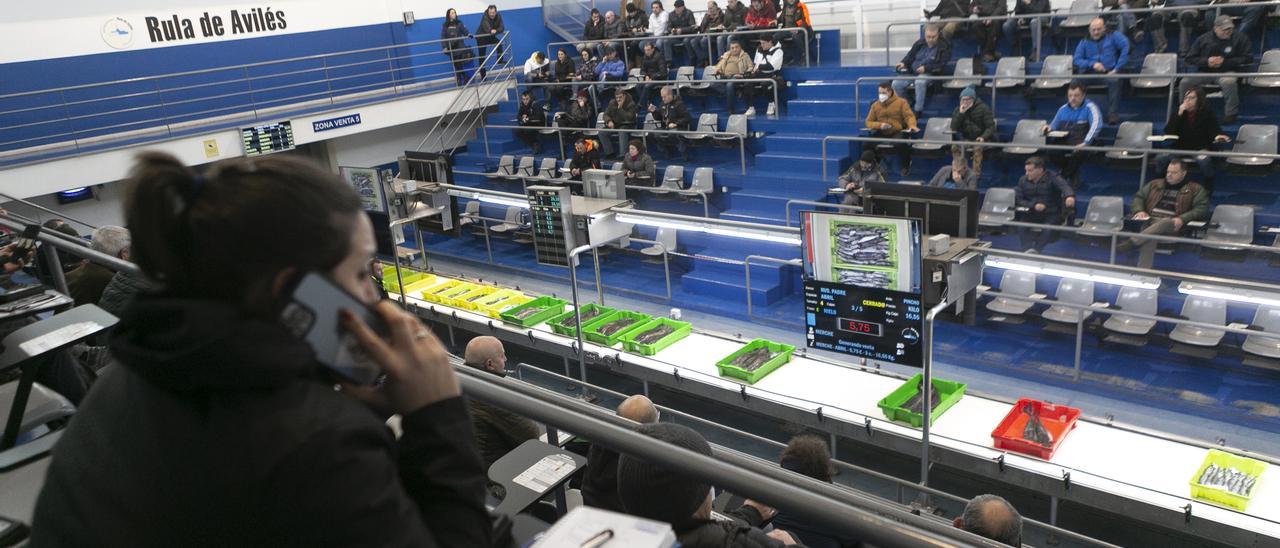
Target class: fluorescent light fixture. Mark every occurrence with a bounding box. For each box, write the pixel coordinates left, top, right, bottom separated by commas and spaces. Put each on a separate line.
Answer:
475, 194, 529, 209
984, 256, 1161, 289
1178, 282, 1280, 307
615, 212, 801, 245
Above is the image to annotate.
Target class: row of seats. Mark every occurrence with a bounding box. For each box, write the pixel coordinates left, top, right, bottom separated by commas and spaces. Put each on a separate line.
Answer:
985, 273, 1280, 357
457, 201, 681, 258
979, 190, 1260, 250
937, 51, 1280, 92
487, 155, 717, 196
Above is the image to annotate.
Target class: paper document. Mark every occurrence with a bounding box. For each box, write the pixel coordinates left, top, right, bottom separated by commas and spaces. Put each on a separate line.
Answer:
512, 453, 578, 493
534, 506, 675, 548
19, 321, 101, 355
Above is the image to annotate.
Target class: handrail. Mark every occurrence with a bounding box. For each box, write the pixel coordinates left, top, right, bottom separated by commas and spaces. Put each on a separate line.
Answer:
0, 193, 99, 231
415, 33, 513, 155
515, 77, 781, 114
981, 246, 1280, 296
484, 123, 749, 175
452, 168, 713, 217
995, 218, 1280, 264
851, 70, 1280, 123
546, 26, 814, 68
883, 1, 1280, 64
452, 363, 1010, 547
432, 37, 518, 157
0, 35, 480, 101
819, 134, 1280, 182
0, 213, 137, 275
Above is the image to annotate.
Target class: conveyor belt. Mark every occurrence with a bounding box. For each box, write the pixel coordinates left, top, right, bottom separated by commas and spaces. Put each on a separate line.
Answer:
394, 275, 1280, 546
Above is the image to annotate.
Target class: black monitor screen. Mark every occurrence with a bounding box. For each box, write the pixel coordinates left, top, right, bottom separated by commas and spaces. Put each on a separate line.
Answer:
863, 183, 978, 238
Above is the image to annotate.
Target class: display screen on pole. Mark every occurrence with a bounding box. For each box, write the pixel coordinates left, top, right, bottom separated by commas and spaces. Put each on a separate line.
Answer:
241, 121, 295, 156
800, 211, 924, 366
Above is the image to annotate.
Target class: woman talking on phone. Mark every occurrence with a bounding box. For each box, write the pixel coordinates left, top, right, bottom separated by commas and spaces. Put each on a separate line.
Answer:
32, 153, 491, 546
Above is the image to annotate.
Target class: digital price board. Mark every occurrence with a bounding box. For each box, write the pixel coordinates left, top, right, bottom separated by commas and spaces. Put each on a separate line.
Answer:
527, 185, 576, 267
804, 277, 924, 366
241, 121, 295, 156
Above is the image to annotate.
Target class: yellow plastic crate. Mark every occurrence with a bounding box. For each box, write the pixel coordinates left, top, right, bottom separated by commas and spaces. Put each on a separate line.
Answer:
474, 290, 528, 318
399, 275, 441, 296
1189, 449, 1267, 511
439, 282, 483, 308
420, 279, 465, 304
454, 286, 500, 310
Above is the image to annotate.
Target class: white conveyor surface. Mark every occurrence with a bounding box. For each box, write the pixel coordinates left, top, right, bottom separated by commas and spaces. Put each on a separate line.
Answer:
397, 277, 1280, 540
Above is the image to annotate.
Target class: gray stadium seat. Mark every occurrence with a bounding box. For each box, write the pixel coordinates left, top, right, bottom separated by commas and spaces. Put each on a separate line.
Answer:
687, 65, 719, 93
986, 270, 1037, 316
944, 58, 975, 89
652, 165, 685, 195
1078, 196, 1124, 237
979, 188, 1017, 227
1032, 55, 1073, 90
1131, 54, 1177, 90
1006, 119, 1047, 155
1103, 287, 1158, 336
1042, 279, 1095, 323
642, 227, 677, 256
516, 156, 536, 178
687, 113, 719, 141
1202, 205, 1254, 251
584, 113, 606, 137
988, 57, 1026, 89
489, 155, 515, 179
674, 65, 696, 91
489, 206, 526, 235
620, 68, 642, 93
1061, 0, 1099, 30
1242, 305, 1280, 358
1247, 50, 1280, 88
912, 118, 952, 151
0, 381, 75, 439
540, 114, 562, 136
689, 167, 714, 195
538, 157, 560, 179
458, 200, 481, 229
715, 114, 748, 143
1227, 124, 1278, 166
1105, 121, 1153, 160
1168, 295, 1227, 347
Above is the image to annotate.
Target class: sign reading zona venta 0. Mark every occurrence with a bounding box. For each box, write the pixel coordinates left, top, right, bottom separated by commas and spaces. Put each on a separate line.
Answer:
312, 113, 362, 133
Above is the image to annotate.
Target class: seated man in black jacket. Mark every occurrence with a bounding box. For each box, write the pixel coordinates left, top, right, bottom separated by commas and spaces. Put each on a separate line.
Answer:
638, 42, 669, 107
568, 137, 603, 181
1177, 15, 1251, 124
602, 89, 639, 159
581, 395, 659, 512
465, 336, 539, 468
892, 24, 951, 114
516, 90, 548, 154
617, 423, 802, 547
648, 85, 693, 161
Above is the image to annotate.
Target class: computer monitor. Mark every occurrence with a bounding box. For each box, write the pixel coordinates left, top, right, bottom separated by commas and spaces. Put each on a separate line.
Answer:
400, 150, 453, 184
862, 182, 979, 238
583, 169, 626, 200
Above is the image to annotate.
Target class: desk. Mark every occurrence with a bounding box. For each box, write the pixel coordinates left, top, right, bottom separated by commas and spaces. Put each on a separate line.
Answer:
488, 439, 587, 517
393, 276, 1280, 546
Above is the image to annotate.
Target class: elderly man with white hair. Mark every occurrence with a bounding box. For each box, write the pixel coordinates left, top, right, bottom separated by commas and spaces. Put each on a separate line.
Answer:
66, 225, 130, 306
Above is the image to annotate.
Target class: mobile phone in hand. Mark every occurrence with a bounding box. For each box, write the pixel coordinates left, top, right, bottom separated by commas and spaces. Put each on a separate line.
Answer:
280, 272, 388, 385
3, 225, 41, 265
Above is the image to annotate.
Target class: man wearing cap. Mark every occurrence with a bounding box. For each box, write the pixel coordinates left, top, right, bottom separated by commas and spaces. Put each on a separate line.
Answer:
837, 151, 885, 206
1073, 17, 1129, 125
617, 423, 802, 547
1179, 15, 1251, 124
949, 85, 996, 178
665, 0, 698, 64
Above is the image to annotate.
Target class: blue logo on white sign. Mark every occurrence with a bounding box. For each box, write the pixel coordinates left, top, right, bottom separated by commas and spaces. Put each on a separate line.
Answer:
312, 113, 362, 133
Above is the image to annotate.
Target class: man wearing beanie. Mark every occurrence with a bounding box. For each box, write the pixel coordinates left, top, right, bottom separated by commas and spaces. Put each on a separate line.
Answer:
949, 85, 995, 178
617, 423, 802, 547
836, 150, 885, 206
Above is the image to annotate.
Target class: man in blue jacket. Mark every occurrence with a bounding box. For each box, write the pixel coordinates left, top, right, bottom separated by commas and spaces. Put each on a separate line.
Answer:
594, 47, 628, 108
1043, 82, 1102, 187
1073, 18, 1129, 125
893, 24, 951, 113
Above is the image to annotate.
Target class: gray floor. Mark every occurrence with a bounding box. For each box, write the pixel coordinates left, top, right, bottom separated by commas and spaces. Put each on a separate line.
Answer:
417, 254, 1280, 460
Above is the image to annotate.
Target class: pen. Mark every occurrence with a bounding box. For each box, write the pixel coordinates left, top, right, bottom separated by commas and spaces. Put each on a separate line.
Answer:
579, 528, 614, 548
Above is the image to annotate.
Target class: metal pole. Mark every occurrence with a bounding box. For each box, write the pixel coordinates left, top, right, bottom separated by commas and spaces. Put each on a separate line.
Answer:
567, 244, 594, 394
739, 136, 747, 175
919, 299, 951, 489
41, 244, 69, 296
592, 246, 604, 305
477, 86, 491, 158
1073, 317, 1084, 381
0, 193, 100, 231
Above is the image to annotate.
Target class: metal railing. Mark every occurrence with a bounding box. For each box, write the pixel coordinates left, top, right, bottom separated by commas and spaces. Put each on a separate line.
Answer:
0, 34, 506, 166
416, 33, 517, 157
546, 26, 816, 69
884, 1, 1280, 65
851, 70, 1280, 127
514, 77, 781, 115
820, 134, 1280, 185
995, 218, 1280, 265
453, 167, 713, 217
484, 123, 749, 175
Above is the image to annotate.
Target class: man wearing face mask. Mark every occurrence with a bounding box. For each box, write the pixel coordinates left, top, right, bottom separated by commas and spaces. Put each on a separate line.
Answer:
464, 336, 539, 468
865, 81, 919, 176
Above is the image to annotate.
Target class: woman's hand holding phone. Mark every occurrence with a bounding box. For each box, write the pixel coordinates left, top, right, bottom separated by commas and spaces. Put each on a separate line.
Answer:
341, 302, 461, 415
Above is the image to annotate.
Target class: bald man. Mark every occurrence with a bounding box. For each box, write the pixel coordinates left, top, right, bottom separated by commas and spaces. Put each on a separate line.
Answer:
464, 336, 539, 467
954, 494, 1022, 546
582, 395, 658, 512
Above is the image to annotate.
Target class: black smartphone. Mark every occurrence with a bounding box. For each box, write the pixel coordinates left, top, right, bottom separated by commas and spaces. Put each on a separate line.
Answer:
3, 225, 41, 265
280, 272, 387, 385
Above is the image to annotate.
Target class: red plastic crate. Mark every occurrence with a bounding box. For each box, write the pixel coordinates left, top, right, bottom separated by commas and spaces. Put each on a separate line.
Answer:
991, 399, 1081, 460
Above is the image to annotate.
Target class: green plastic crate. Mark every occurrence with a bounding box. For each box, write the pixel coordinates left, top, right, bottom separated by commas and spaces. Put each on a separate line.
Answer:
547, 304, 617, 337
715, 339, 795, 384
1189, 449, 1267, 511
877, 374, 967, 428
620, 318, 692, 356
582, 310, 652, 346
499, 296, 567, 327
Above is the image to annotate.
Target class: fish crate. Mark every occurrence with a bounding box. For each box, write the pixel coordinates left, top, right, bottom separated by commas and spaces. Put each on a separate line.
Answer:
582, 310, 653, 346
499, 296, 567, 327
439, 283, 487, 308
453, 286, 500, 311
547, 304, 617, 337
1188, 449, 1268, 511
715, 339, 795, 385
877, 374, 967, 428
419, 279, 468, 304
990, 399, 1081, 460
381, 269, 432, 294
475, 291, 530, 319
620, 318, 692, 356
401, 276, 444, 296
